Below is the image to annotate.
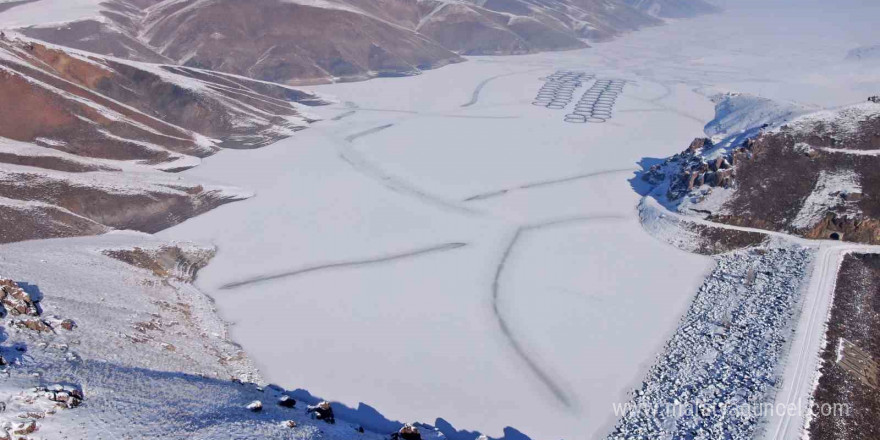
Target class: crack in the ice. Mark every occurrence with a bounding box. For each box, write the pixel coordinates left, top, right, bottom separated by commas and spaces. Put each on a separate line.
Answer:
463, 168, 636, 202
219, 242, 468, 290
492, 215, 626, 409
331, 110, 357, 121
337, 125, 481, 215
344, 124, 395, 142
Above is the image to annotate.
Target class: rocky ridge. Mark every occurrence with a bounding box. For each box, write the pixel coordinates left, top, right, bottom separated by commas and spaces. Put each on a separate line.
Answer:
641, 99, 880, 244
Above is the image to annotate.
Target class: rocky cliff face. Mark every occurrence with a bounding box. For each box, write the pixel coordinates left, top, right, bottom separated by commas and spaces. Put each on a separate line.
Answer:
0, 36, 324, 244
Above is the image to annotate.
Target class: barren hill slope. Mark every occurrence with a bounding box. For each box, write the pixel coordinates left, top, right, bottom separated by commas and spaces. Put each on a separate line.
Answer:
1, 0, 718, 84
0, 37, 324, 243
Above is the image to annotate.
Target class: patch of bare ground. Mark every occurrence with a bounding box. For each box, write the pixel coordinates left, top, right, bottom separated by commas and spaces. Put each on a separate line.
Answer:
808, 253, 880, 440
0, 199, 108, 243
687, 222, 768, 255
640, 199, 768, 255
103, 245, 214, 282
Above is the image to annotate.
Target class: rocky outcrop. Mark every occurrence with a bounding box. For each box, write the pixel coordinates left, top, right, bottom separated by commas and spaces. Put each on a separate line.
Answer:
103, 244, 215, 282
44, 385, 85, 409
277, 395, 296, 408
643, 137, 744, 201
1, 278, 77, 336
645, 102, 880, 244
0, 278, 38, 317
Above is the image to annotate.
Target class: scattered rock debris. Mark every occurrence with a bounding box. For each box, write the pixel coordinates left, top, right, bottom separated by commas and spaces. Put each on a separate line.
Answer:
392, 424, 422, 440
610, 247, 811, 439
307, 401, 336, 424
246, 400, 262, 412
278, 395, 296, 408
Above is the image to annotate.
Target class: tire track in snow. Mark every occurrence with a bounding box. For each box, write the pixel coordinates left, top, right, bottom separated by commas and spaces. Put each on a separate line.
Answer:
220, 242, 467, 290
354, 107, 518, 119
492, 214, 626, 409
463, 168, 636, 202
461, 69, 542, 108
769, 245, 841, 440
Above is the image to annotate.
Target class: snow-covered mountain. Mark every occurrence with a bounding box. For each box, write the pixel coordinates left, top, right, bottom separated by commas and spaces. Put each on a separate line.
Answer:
0, 0, 719, 84
0, 36, 324, 243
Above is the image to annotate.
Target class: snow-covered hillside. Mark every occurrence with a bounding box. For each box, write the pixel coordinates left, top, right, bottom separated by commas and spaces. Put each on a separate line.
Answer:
0, 36, 323, 243
0, 0, 718, 84
0, 232, 460, 439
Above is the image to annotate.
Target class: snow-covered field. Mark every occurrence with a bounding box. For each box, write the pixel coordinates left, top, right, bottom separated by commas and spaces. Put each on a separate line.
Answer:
151, 2, 880, 439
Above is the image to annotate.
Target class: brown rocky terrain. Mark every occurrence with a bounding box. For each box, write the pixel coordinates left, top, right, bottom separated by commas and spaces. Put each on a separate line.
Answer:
639, 198, 768, 255
3, 0, 717, 85
140, 0, 463, 84
0, 36, 324, 244
646, 102, 880, 244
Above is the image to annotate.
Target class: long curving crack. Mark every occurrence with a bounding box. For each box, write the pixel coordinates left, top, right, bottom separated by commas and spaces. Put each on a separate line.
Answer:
220, 242, 467, 290
464, 168, 636, 202
491, 214, 626, 409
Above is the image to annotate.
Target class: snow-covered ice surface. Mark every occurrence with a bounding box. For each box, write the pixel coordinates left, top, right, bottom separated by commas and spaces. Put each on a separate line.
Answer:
160, 61, 715, 440
0, 0, 106, 28
145, 2, 880, 440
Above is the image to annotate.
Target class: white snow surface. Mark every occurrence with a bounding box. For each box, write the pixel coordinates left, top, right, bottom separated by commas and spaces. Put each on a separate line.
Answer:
0, 0, 106, 28
704, 92, 811, 143
845, 44, 880, 61
154, 3, 880, 439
